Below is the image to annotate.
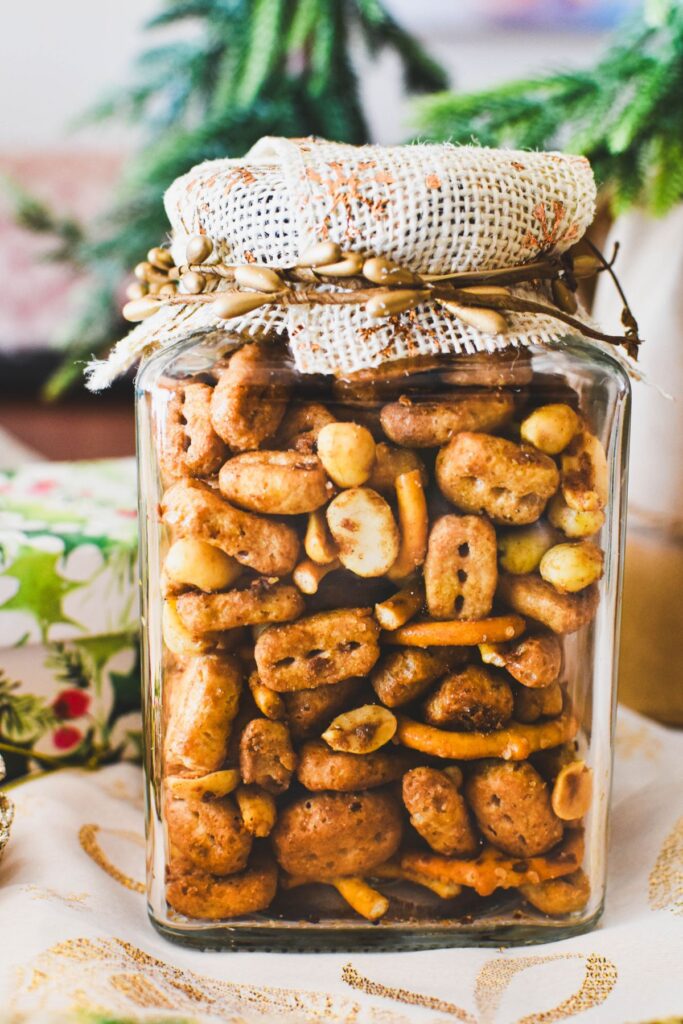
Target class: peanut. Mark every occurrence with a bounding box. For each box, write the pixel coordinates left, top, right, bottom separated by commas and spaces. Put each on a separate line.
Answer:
497, 521, 558, 575
561, 428, 608, 512
322, 704, 397, 754
520, 403, 580, 455
326, 487, 399, 578
551, 760, 593, 820
166, 769, 240, 800
164, 538, 242, 593
547, 492, 605, 539
235, 784, 278, 837
540, 541, 604, 593
317, 422, 376, 487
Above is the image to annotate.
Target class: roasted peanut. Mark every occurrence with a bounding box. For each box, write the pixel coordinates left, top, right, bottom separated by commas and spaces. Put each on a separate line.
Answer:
322, 704, 397, 754
539, 541, 604, 593
316, 422, 376, 487
158, 380, 227, 481
520, 403, 580, 455
210, 342, 290, 450
497, 521, 558, 575
218, 450, 333, 514
368, 443, 428, 496
402, 767, 478, 856
498, 572, 599, 634
551, 760, 593, 820
436, 432, 560, 525
326, 487, 399, 578
161, 479, 300, 576
235, 784, 277, 837
371, 647, 454, 707
248, 670, 285, 720
423, 665, 513, 732
561, 428, 608, 512
513, 681, 564, 723
465, 761, 564, 857
374, 581, 424, 631
164, 538, 241, 594
164, 655, 242, 774
520, 869, 590, 915
239, 718, 297, 794
304, 510, 338, 564
254, 608, 380, 691
425, 514, 498, 619
547, 492, 605, 538
176, 581, 304, 633
166, 769, 240, 801
380, 393, 514, 448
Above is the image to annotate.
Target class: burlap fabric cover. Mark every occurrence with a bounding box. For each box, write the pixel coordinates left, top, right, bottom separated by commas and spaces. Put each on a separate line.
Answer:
88, 138, 597, 388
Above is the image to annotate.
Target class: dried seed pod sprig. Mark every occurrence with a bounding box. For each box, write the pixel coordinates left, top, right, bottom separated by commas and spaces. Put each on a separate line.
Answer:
123, 235, 642, 358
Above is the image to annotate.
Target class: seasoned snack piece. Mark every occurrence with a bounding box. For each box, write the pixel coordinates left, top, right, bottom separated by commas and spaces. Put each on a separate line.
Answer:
371, 647, 454, 708
158, 380, 227, 481
322, 704, 397, 754
284, 676, 364, 741
326, 488, 399, 578
547, 492, 605, 539
497, 521, 558, 575
401, 828, 583, 898
296, 739, 412, 791
425, 514, 498, 619
271, 790, 403, 879
248, 670, 285, 720
235, 784, 277, 837
280, 872, 390, 921
161, 479, 300, 577
561, 428, 608, 512
465, 761, 564, 857
162, 598, 239, 658
166, 770, 239, 801
164, 654, 242, 774
402, 767, 478, 856
396, 701, 578, 760
388, 470, 428, 581
514, 681, 564, 723
368, 443, 428, 496
497, 572, 599, 634
482, 631, 562, 688
176, 582, 304, 633
210, 342, 290, 450
276, 401, 337, 452
163, 538, 241, 594
520, 869, 590, 915
218, 451, 333, 514
166, 849, 278, 919
239, 718, 297, 794
539, 541, 604, 594
384, 614, 525, 648
422, 665, 513, 732
255, 608, 381, 691
520, 403, 580, 455
436, 432, 560, 525
372, 860, 463, 900
440, 347, 533, 388
316, 422, 376, 487
380, 393, 514, 448
165, 794, 252, 876
375, 582, 424, 631
293, 557, 340, 595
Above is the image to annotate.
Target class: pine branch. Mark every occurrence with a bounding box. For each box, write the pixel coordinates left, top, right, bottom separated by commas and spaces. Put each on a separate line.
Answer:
415, 3, 683, 217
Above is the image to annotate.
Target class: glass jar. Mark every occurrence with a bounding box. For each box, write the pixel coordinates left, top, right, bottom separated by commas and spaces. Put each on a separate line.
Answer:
136, 333, 629, 950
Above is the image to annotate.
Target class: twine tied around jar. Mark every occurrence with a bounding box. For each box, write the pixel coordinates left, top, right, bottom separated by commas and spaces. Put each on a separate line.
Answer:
85, 138, 642, 389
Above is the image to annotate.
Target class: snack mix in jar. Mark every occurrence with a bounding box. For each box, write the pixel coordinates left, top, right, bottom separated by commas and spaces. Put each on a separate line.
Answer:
99, 139, 635, 949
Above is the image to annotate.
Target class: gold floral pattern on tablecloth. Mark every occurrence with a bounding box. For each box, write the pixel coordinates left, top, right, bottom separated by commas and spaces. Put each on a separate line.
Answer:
648, 816, 683, 917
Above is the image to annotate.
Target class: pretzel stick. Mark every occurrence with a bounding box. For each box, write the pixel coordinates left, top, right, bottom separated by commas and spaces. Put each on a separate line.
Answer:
375, 581, 424, 631
280, 873, 390, 921
395, 701, 578, 761
293, 557, 340, 594
382, 614, 525, 647
401, 829, 584, 898
388, 470, 428, 581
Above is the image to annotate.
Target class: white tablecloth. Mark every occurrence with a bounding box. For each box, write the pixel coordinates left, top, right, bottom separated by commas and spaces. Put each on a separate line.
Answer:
1, 706, 681, 1024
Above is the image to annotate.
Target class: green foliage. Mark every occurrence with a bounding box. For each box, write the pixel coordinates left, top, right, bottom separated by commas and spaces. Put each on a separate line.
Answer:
0, 673, 56, 745
415, 1, 683, 218
13, 0, 446, 397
